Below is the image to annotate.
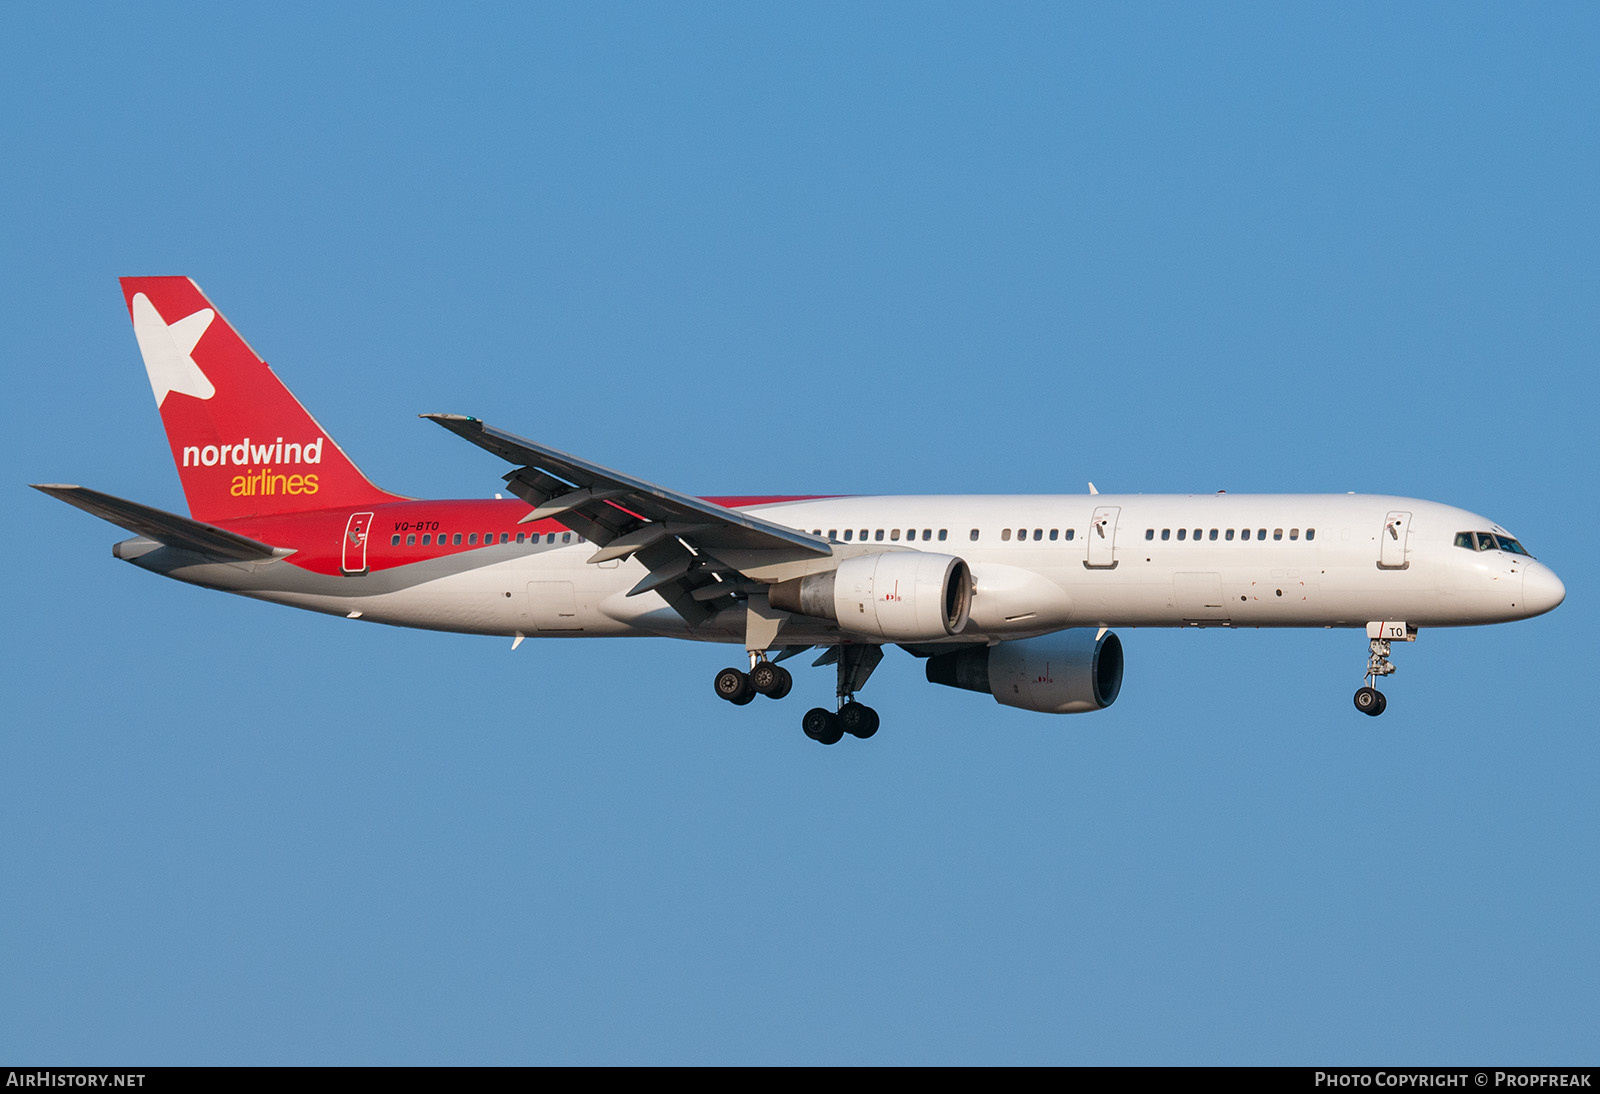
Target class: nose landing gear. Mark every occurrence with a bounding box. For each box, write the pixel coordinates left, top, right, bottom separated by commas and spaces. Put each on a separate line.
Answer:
1354, 622, 1414, 717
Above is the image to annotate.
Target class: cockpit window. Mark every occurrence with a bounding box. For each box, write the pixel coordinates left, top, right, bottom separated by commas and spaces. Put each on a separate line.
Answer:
1455, 531, 1533, 556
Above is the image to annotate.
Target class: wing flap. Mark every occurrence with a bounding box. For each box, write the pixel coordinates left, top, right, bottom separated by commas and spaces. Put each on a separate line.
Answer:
423, 414, 832, 625
423, 415, 830, 558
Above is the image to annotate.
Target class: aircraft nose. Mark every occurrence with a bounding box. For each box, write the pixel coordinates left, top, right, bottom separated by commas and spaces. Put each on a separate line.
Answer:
1522, 562, 1567, 617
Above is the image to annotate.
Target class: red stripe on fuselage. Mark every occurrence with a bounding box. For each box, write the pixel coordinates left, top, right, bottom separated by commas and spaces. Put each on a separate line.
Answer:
218, 495, 840, 576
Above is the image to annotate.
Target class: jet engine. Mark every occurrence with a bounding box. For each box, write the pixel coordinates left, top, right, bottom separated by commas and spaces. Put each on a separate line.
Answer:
924, 629, 1123, 714
769, 552, 972, 642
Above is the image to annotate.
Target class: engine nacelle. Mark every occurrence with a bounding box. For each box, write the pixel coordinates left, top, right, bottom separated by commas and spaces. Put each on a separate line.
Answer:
769, 552, 972, 642
924, 629, 1124, 714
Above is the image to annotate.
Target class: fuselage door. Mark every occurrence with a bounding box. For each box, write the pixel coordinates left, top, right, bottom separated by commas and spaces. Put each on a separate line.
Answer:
341, 512, 375, 575
528, 581, 583, 631
1086, 505, 1121, 569
1174, 571, 1229, 621
1378, 510, 1412, 570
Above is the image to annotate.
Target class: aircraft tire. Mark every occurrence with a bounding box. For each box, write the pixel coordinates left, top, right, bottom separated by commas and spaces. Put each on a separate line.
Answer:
751, 661, 792, 699
1354, 686, 1385, 717
839, 702, 879, 739
802, 707, 843, 745
715, 667, 755, 705
766, 667, 793, 700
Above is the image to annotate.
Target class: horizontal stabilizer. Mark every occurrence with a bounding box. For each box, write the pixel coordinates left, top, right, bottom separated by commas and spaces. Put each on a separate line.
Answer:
31, 484, 287, 561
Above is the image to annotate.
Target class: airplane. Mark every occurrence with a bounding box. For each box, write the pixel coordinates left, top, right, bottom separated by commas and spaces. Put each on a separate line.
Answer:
33, 277, 1566, 744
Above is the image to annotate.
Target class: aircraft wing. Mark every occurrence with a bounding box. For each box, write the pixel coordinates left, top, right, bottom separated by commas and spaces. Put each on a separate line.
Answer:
31, 484, 288, 562
424, 415, 832, 625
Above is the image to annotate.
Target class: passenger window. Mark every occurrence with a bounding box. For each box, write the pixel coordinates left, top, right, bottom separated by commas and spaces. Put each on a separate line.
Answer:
1145, 529, 1154, 541
874, 529, 885, 542
1193, 529, 1202, 540
923, 529, 932, 541
516, 533, 525, 543
1258, 529, 1267, 540
1306, 528, 1315, 541
407, 534, 416, 545
1242, 529, 1251, 541
1065, 529, 1074, 541
468, 534, 477, 545
1209, 529, 1218, 541
1225, 529, 1234, 541
1177, 528, 1187, 541
1273, 529, 1283, 541
453, 533, 462, 545
970, 529, 980, 541
1033, 529, 1043, 541
1290, 528, 1299, 541
939, 529, 948, 541
1050, 529, 1059, 541
891, 529, 900, 541
391, 534, 401, 546
843, 529, 853, 541
1001, 528, 1012, 541
422, 534, 431, 545
1161, 529, 1170, 541
562, 532, 572, 544
828, 530, 837, 541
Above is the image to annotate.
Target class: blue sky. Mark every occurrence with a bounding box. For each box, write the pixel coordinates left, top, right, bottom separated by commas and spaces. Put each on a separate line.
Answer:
4, 2, 1596, 1064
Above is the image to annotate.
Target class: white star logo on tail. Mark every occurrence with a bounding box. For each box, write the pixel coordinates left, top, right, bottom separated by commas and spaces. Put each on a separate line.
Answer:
131, 292, 216, 406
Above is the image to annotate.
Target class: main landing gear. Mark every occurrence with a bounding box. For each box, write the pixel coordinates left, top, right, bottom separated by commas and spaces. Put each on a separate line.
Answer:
713, 659, 792, 705
1353, 622, 1413, 717
713, 645, 883, 745
801, 700, 880, 746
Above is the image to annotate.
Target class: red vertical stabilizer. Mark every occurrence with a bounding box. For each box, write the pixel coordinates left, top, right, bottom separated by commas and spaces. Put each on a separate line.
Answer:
120, 277, 403, 522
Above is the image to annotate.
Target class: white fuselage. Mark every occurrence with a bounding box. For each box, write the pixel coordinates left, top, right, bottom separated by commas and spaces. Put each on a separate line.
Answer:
136, 493, 1565, 645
